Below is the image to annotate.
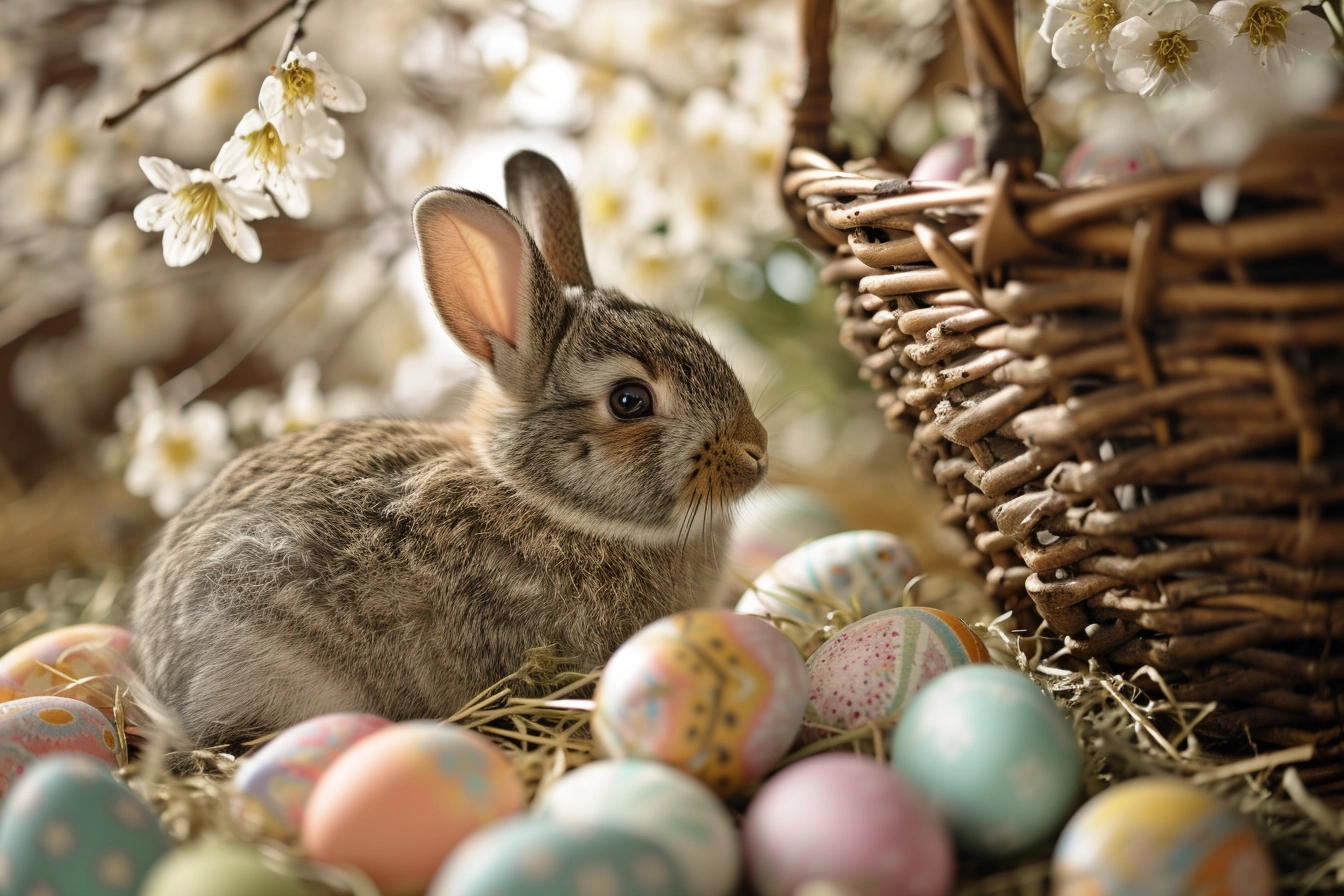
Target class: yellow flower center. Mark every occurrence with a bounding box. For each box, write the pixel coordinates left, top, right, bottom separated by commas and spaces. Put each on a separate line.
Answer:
695, 191, 721, 222
587, 189, 624, 226
1241, 2, 1289, 47
245, 122, 287, 170
45, 128, 82, 166
173, 182, 220, 227
1088, 1, 1119, 37
280, 61, 317, 106
622, 114, 653, 147
161, 435, 198, 471
1150, 29, 1197, 76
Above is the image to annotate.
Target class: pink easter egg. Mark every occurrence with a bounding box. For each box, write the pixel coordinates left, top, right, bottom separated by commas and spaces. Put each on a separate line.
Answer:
302, 722, 525, 896
0, 696, 120, 797
0, 624, 134, 723
909, 134, 976, 183
232, 712, 391, 842
1060, 136, 1162, 188
743, 753, 954, 896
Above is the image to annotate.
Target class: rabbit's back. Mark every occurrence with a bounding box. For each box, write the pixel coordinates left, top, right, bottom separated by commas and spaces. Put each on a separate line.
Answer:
130, 419, 715, 746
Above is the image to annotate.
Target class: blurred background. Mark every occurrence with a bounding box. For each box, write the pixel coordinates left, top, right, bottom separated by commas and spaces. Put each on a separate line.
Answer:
0, 0, 982, 617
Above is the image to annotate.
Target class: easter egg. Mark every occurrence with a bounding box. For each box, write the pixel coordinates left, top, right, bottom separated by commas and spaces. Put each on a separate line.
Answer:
301, 721, 525, 896
803, 607, 989, 737
0, 696, 120, 796
592, 609, 808, 797
141, 842, 312, 896
742, 753, 954, 896
535, 759, 739, 896
0, 754, 170, 896
892, 665, 1082, 859
0, 624, 134, 721
1052, 777, 1277, 896
723, 485, 847, 601
430, 816, 687, 896
909, 134, 975, 183
1059, 136, 1162, 188
736, 530, 921, 627
232, 712, 390, 842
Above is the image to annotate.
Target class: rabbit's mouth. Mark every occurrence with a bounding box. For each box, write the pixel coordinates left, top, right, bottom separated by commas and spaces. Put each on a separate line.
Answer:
681, 414, 769, 507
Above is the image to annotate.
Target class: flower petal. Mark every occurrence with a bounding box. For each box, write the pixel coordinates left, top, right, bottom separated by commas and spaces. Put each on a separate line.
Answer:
138, 156, 188, 192
162, 222, 212, 267
133, 193, 174, 233
318, 70, 366, 113
220, 183, 279, 221
1208, 0, 1250, 22
267, 171, 312, 218
233, 108, 267, 138
215, 210, 263, 263
211, 137, 254, 184
1286, 10, 1336, 54
1185, 14, 1238, 45
1051, 19, 1098, 67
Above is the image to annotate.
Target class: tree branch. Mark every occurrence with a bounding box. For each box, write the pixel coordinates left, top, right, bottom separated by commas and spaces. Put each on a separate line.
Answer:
274, 0, 319, 68
100, 0, 302, 130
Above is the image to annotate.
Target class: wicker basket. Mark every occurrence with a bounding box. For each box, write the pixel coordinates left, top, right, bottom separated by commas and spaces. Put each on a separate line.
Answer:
783, 0, 1344, 790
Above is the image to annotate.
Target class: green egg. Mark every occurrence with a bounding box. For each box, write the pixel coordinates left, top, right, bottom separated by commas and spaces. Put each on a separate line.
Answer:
0, 754, 171, 896
141, 842, 312, 896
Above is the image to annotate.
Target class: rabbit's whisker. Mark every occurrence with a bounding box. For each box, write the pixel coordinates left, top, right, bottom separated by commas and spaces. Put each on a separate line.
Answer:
757, 388, 803, 424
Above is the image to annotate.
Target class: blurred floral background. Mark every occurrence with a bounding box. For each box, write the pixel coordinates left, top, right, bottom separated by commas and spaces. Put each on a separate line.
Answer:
1, 0, 980, 610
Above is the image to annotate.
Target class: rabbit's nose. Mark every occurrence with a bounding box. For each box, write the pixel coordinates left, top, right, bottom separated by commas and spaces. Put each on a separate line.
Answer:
733, 414, 769, 482
744, 444, 768, 481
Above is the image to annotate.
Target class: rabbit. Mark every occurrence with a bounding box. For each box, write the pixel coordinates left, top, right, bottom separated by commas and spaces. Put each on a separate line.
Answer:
128, 150, 769, 749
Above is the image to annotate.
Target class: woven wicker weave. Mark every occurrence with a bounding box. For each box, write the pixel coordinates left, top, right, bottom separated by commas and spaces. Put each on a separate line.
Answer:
783, 0, 1344, 790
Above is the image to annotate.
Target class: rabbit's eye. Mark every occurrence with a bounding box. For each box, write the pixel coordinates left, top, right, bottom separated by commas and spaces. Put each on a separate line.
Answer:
609, 382, 653, 420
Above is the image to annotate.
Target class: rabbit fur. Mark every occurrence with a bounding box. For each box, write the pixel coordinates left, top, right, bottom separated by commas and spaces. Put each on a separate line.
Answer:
128, 151, 769, 748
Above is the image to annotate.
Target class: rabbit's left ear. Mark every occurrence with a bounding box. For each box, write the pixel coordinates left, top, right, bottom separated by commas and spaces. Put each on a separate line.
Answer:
412, 188, 565, 395
505, 150, 595, 290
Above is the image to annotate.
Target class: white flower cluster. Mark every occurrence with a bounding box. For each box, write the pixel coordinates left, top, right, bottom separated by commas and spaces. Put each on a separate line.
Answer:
134, 49, 366, 266
6, 0, 955, 521
1041, 0, 1336, 94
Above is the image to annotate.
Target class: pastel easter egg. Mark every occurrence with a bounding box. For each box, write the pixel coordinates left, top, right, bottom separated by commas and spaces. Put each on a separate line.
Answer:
232, 712, 390, 842
743, 753, 954, 896
803, 607, 989, 736
909, 134, 976, 183
736, 530, 921, 628
0, 696, 120, 796
723, 486, 847, 602
535, 759, 740, 896
301, 721, 525, 896
430, 816, 687, 896
892, 665, 1082, 859
0, 754, 170, 896
592, 610, 808, 798
1059, 136, 1162, 188
141, 842, 312, 896
1052, 777, 1277, 896
0, 624, 134, 721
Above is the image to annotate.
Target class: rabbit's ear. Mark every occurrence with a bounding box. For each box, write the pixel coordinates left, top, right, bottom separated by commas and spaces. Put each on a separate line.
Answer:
412, 188, 564, 393
504, 150, 595, 290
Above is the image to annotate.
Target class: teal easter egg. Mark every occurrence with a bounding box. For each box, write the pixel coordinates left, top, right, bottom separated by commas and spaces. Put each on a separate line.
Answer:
804, 607, 989, 736
0, 696, 120, 796
534, 759, 739, 896
232, 712, 390, 842
0, 754, 171, 896
1052, 777, 1276, 896
891, 665, 1081, 858
141, 842, 312, 896
430, 816, 688, 896
736, 530, 921, 627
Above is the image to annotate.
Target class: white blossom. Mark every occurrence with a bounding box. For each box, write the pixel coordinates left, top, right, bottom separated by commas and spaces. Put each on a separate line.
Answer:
1210, 0, 1335, 74
212, 107, 337, 218
1110, 1, 1238, 96
132, 156, 278, 266
1039, 0, 1164, 69
262, 359, 326, 438
125, 401, 236, 518
258, 48, 366, 147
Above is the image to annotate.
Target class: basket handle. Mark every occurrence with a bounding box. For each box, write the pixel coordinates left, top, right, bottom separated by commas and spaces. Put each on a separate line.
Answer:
788, 0, 1041, 175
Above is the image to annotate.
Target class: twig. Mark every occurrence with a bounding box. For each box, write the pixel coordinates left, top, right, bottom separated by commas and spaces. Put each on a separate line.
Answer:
274, 0, 320, 68
101, 0, 300, 130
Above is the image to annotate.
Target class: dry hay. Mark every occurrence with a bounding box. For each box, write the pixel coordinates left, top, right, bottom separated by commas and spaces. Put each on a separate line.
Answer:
4, 567, 1344, 895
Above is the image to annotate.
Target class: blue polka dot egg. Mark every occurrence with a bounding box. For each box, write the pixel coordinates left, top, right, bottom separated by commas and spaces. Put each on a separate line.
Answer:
431, 815, 687, 896
891, 664, 1082, 859
0, 754, 171, 896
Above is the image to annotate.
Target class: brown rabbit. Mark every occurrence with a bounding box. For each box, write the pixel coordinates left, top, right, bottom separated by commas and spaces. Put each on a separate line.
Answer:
128, 151, 768, 748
